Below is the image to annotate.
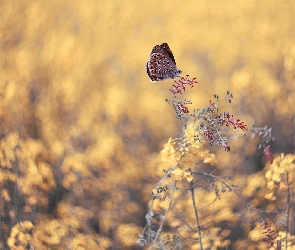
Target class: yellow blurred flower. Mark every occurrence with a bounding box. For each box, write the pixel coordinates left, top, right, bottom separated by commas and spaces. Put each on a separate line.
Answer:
279, 181, 289, 191
171, 167, 194, 182
115, 223, 141, 247
184, 171, 194, 182
200, 150, 217, 165
161, 138, 178, 162
1, 189, 10, 201
266, 180, 277, 190
264, 192, 276, 201
172, 168, 184, 181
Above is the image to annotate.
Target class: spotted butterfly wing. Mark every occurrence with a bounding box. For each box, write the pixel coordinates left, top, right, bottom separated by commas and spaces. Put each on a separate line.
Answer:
155, 43, 176, 64
146, 43, 182, 82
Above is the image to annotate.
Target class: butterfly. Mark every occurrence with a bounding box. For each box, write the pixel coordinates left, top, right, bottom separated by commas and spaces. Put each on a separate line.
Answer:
146, 43, 182, 82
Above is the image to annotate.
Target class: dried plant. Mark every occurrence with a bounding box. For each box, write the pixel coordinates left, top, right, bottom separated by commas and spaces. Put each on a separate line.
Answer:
138, 75, 294, 250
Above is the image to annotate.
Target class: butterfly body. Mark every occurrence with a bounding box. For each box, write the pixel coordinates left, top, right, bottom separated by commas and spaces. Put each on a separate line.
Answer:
146, 43, 182, 82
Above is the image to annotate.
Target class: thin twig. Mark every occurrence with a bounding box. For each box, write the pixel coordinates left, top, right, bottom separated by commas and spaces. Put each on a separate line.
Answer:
149, 181, 177, 250
191, 171, 275, 222
198, 196, 219, 210
189, 181, 203, 250
153, 164, 178, 189
293, 116, 295, 154
285, 172, 290, 250
143, 166, 177, 246
192, 171, 244, 201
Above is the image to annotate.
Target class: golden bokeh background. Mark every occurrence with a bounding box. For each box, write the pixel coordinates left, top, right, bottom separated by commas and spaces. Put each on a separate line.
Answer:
1, 0, 295, 249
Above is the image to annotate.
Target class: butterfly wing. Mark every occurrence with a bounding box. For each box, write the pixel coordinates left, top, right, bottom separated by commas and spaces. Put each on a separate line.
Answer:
151, 45, 162, 54
159, 43, 176, 65
146, 62, 157, 82
146, 53, 167, 82
151, 43, 176, 65
146, 43, 182, 82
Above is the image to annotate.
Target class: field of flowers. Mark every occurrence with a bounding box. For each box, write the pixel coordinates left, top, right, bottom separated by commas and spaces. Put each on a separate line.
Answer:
1, 0, 295, 249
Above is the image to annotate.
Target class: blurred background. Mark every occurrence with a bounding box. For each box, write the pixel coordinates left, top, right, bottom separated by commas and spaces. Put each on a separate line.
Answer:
1, 0, 295, 249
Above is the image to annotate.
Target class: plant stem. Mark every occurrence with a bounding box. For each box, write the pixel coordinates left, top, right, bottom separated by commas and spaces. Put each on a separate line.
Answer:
293, 116, 295, 154
149, 181, 177, 250
190, 181, 203, 250
285, 171, 290, 250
